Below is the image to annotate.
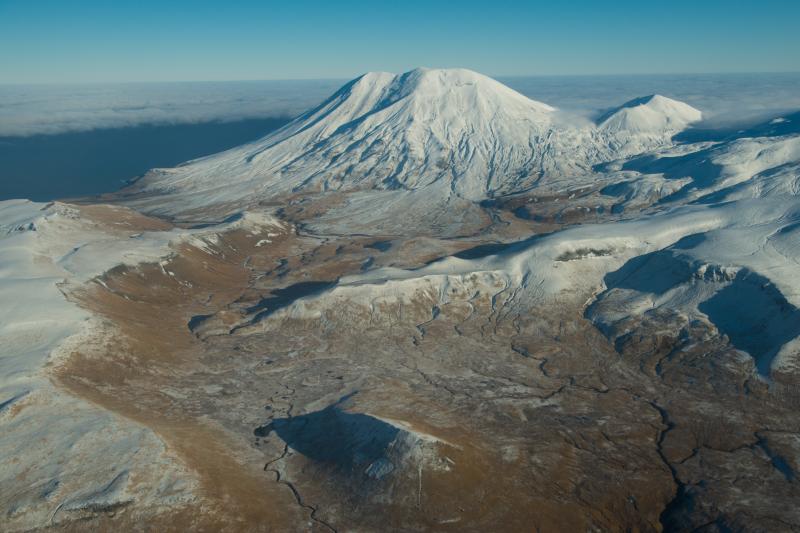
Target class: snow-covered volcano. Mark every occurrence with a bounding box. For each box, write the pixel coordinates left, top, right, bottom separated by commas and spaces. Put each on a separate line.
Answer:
129, 68, 701, 215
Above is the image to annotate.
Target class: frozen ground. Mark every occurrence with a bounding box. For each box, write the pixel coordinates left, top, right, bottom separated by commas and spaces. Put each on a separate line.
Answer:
0, 201, 287, 528
0, 201, 201, 528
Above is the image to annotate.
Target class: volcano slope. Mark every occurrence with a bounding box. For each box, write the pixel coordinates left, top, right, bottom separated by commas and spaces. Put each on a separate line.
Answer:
3, 69, 800, 532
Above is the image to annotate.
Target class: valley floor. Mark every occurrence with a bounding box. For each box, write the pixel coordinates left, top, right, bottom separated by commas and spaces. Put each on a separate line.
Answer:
3, 189, 799, 532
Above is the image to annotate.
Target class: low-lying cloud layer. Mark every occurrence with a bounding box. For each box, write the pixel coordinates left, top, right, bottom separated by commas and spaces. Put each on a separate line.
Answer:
1, 73, 799, 137
501, 73, 800, 127
0, 80, 342, 137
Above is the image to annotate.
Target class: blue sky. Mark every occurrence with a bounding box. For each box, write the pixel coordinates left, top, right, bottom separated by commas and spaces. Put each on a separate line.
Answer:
1, 0, 798, 83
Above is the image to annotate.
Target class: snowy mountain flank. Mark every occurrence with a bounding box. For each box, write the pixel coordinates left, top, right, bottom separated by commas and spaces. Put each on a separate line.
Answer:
126, 68, 701, 216
4, 68, 800, 531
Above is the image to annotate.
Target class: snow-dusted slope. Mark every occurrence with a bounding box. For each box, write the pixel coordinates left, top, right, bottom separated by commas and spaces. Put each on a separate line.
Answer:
272, 193, 800, 376
0, 201, 200, 527
129, 68, 701, 215
0, 199, 294, 528
608, 122, 800, 206
253, 122, 800, 377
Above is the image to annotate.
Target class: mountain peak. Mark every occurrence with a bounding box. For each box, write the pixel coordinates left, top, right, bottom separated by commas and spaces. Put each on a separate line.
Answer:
598, 94, 702, 133
398, 67, 503, 86
345, 67, 557, 115
130, 70, 703, 216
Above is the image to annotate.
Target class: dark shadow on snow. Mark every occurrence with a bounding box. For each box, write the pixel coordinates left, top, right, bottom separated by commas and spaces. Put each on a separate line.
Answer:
592, 245, 800, 377
698, 270, 800, 376
247, 280, 336, 322
255, 401, 399, 471
601, 249, 695, 296
600, 110, 800, 205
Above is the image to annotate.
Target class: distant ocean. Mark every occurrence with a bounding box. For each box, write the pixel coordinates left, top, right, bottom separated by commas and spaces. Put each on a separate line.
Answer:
0, 118, 290, 202
1, 73, 798, 202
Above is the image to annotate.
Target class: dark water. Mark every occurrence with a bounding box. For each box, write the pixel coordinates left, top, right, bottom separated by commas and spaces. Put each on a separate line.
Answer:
365, 240, 392, 252
0, 117, 290, 202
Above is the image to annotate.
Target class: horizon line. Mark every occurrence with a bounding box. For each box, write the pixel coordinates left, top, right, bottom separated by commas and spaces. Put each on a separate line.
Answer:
2, 70, 800, 87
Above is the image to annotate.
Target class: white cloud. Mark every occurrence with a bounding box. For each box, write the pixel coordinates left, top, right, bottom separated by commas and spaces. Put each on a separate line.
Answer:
500, 73, 800, 127
0, 80, 342, 137
1, 74, 799, 137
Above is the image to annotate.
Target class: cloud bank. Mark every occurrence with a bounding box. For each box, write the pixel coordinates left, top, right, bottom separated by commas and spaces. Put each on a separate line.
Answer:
1, 73, 799, 137
0, 80, 343, 137
500, 73, 800, 127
